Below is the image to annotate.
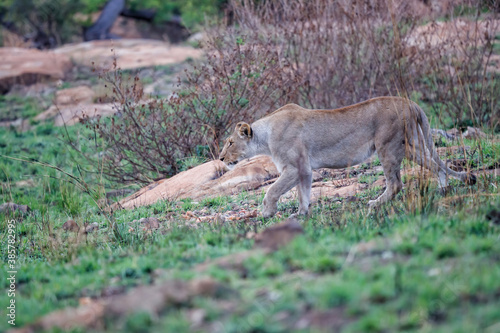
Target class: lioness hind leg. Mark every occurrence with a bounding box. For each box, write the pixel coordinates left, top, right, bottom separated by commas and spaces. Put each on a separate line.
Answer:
297, 169, 312, 215
262, 166, 300, 218
369, 147, 404, 208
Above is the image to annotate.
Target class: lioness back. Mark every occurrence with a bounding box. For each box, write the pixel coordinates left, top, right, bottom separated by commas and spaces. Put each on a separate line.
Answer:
259, 97, 416, 169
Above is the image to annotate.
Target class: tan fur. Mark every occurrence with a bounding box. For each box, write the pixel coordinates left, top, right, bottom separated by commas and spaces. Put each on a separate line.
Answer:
219, 97, 476, 217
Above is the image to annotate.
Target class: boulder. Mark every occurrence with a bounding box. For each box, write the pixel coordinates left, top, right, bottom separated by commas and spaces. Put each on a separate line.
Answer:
53, 86, 95, 106
191, 156, 279, 199
463, 127, 487, 140
35, 103, 116, 126
0, 202, 30, 215
117, 160, 227, 209
54, 39, 202, 70
33, 85, 113, 126
117, 155, 279, 209
0, 47, 72, 94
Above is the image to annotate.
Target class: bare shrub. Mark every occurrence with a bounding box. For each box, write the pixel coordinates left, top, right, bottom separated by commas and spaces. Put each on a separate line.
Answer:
75, 30, 299, 183
405, 16, 500, 128
230, 0, 499, 126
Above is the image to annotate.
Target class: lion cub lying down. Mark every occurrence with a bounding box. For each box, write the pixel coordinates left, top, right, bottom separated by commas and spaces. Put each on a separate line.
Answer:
219, 97, 476, 218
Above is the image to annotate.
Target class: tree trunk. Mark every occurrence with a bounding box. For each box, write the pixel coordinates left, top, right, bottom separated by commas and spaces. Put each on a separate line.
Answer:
84, 0, 125, 41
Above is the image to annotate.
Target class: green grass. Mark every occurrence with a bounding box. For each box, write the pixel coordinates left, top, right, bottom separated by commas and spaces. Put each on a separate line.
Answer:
1, 171, 499, 332
1, 96, 500, 332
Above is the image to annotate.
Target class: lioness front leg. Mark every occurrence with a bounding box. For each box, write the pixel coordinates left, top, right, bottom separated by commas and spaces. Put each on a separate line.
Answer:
262, 167, 299, 218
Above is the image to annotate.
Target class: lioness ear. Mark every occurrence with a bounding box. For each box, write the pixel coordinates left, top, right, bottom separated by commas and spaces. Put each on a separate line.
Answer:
236, 122, 253, 139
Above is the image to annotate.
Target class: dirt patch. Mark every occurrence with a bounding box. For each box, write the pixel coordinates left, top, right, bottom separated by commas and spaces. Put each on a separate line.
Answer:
254, 217, 304, 251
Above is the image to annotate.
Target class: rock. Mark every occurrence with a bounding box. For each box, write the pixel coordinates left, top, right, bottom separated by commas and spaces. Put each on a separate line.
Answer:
117, 159, 227, 209
32, 85, 102, 126
7, 81, 56, 99
254, 217, 304, 251
117, 155, 278, 209
193, 156, 279, 199
446, 128, 461, 139
54, 86, 95, 106
0, 47, 72, 94
195, 250, 260, 275
431, 128, 457, 141
463, 127, 487, 140
312, 181, 366, 201
14, 179, 36, 187
85, 222, 99, 233
0, 202, 30, 215
187, 32, 206, 46
54, 39, 202, 70
14, 300, 106, 332
62, 220, 80, 232
35, 103, 116, 126
140, 217, 161, 230
10, 277, 230, 333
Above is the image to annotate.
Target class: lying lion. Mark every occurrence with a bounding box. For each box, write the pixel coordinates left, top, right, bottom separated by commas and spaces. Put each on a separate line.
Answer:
219, 97, 476, 217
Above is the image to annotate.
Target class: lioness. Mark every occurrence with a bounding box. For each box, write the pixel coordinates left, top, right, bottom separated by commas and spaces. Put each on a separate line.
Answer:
219, 97, 476, 217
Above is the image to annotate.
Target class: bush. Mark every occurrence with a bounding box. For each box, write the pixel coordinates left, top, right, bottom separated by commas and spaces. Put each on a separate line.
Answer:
0, 0, 85, 48
76, 28, 298, 183
229, 0, 499, 127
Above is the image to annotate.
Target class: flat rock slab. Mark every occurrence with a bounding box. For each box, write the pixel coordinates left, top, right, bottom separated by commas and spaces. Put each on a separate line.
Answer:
117, 155, 278, 209
54, 39, 202, 70
0, 47, 72, 93
35, 103, 116, 126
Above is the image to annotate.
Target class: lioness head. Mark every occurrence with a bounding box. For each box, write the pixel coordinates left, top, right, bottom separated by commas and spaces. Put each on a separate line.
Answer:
219, 122, 253, 168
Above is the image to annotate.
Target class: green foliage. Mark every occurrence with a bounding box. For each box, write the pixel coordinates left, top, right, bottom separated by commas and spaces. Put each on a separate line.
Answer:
1, 0, 85, 46
79, 0, 224, 28
127, 0, 225, 28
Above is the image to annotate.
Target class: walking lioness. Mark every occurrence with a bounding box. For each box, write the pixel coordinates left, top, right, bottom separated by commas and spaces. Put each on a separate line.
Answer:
219, 97, 476, 217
